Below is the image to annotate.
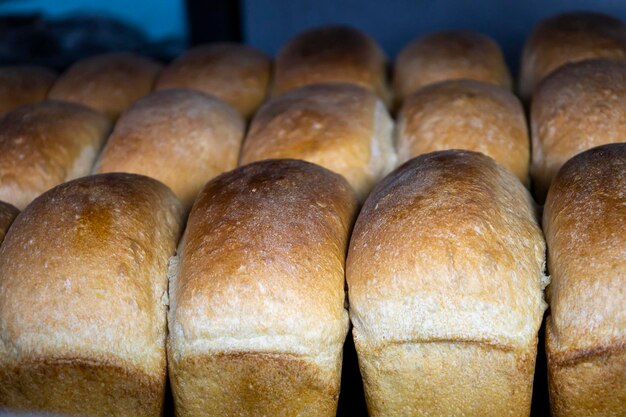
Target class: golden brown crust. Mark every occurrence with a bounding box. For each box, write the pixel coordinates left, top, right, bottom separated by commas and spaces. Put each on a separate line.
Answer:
0, 201, 18, 245
530, 59, 626, 202
48, 52, 163, 120
358, 340, 537, 416
95, 89, 245, 209
393, 30, 511, 104
0, 101, 111, 210
396, 79, 529, 183
347, 150, 547, 416
546, 319, 626, 417
168, 159, 358, 417
543, 144, 626, 416
240, 83, 396, 200
272, 26, 390, 106
169, 352, 340, 417
0, 173, 183, 416
0, 358, 164, 416
520, 11, 626, 99
0, 66, 56, 115
155, 43, 271, 118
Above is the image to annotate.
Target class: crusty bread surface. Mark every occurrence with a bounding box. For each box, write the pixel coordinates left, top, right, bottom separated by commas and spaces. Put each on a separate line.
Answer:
0, 101, 111, 210
95, 89, 245, 209
156, 43, 271, 118
519, 11, 626, 99
543, 143, 626, 417
531, 59, 626, 201
240, 83, 396, 201
395, 79, 529, 183
0, 173, 184, 416
272, 26, 390, 105
48, 52, 162, 120
347, 150, 548, 416
168, 159, 358, 417
393, 30, 511, 104
0, 66, 56, 115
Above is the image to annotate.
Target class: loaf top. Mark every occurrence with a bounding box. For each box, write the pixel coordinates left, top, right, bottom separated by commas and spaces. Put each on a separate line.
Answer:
169, 159, 357, 365
532, 59, 626, 138
531, 59, 626, 194
49, 52, 163, 120
0, 101, 111, 210
272, 25, 389, 104
0, 66, 56, 115
396, 79, 528, 182
543, 143, 626, 357
347, 150, 547, 350
0, 173, 183, 376
393, 30, 511, 102
95, 89, 245, 209
240, 83, 395, 200
0, 201, 18, 245
156, 43, 271, 118
520, 11, 626, 98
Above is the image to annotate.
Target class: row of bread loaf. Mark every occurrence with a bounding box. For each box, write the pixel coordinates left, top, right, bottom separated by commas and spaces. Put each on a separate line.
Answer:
1, 12, 625, 212
0, 144, 623, 416
2, 10, 625, 112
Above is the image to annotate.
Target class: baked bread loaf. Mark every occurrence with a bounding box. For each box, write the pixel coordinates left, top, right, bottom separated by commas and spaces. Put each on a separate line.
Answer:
48, 52, 162, 120
0, 201, 18, 245
0, 66, 56, 115
272, 25, 390, 105
347, 150, 547, 416
530, 59, 626, 202
520, 12, 626, 99
95, 89, 245, 209
0, 101, 111, 210
168, 159, 358, 417
0, 173, 183, 416
155, 43, 271, 118
393, 30, 511, 104
543, 143, 626, 417
395, 79, 529, 184
240, 83, 395, 200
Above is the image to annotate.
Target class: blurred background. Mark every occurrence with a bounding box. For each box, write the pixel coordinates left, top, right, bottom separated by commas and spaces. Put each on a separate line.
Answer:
1, 0, 626, 72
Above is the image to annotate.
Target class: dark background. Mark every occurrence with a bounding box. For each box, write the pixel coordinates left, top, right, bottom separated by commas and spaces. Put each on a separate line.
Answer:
2, 0, 626, 72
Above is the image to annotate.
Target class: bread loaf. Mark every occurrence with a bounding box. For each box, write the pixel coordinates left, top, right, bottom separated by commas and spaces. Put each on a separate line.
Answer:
272, 26, 390, 105
347, 150, 547, 416
0, 66, 56, 115
543, 143, 626, 417
0, 101, 111, 210
155, 43, 271, 118
520, 12, 626, 99
0, 201, 18, 245
530, 59, 626, 202
393, 30, 511, 104
168, 159, 358, 417
95, 89, 245, 209
395, 79, 529, 183
0, 173, 183, 416
240, 83, 395, 200
49, 52, 162, 120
